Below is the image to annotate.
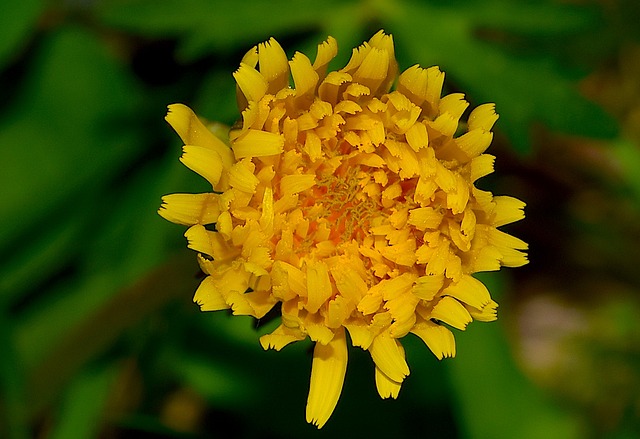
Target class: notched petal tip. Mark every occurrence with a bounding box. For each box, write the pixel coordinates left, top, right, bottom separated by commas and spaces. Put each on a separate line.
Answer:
368, 332, 410, 383
306, 329, 348, 429
411, 321, 456, 360
258, 37, 289, 93
375, 365, 402, 399
431, 296, 473, 331
290, 51, 320, 99
158, 193, 220, 226
165, 103, 234, 168
468, 103, 499, 132
313, 35, 338, 79
234, 63, 268, 104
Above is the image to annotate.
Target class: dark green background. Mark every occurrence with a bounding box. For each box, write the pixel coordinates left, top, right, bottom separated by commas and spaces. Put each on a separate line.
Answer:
1, 0, 639, 437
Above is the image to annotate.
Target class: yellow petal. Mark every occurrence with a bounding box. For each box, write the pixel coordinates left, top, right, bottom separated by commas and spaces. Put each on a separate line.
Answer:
259, 187, 274, 236
226, 288, 276, 318
306, 322, 335, 344
352, 47, 390, 95
165, 104, 234, 168
367, 30, 397, 94
233, 62, 268, 103
240, 45, 258, 67
232, 129, 284, 159
470, 154, 495, 182
425, 239, 450, 276
158, 193, 220, 225
488, 227, 529, 251
493, 196, 526, 227
473, 245, 504, 272
434, 161, 456, 192
306, 328, 348, 429
447, 174, 470, 214
378, 273, 418, 301
441, 275, 491, 310
330, 265, 368, 304
379, 240, 417, 267
422, 65, 444, 102
375, 365, 402, 399
431, 296, 473, 330
274, 260, 307, 297
405, 121, 429, 151
368, 331, 410, 383
193, 276, 230, 311
467, 299, 499, 322
290, 51, 319, 98
194, 266, 248, 309
439, 93, 469, 121
456, 129, 494, 158
313, 36, 338, 79
327, 295, 351, 328
357, 287, 383, 315
411, 274, 444, 301
386, 292, 419, 338
304, 130, 322, 161
318, 71, 352, 104
184, 225, 239, 262
258, 37, 289, 93
408, 207, 443, 231
345, 323, 374, 349
260, 324, 306, 351
280, 174, 316, 196
228, 160, 260, 193
397, 65, 425, 98
468, 103, 499, 131
411, 320, 456, 359
306, 260, 332, 313
180, 145, 223, 187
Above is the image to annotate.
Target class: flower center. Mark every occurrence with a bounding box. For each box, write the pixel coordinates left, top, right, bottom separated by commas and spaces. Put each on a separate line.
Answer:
302, 161, 380, 245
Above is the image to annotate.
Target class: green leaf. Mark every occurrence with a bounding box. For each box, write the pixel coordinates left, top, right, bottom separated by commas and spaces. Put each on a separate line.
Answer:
388, 0, 618, 152
0, 315, 29, 439
15, 152, 200, 414
14, 152, 192, 366
0, 0, 45, 69
0, 207, 89, 309
611, 138, 640, 202
97, 0, 347, 60
0, 25, 141, 254
47, 363, 120, 439
460, 0, 601, 36
447, 278, 583, 439
166, 351, 257, 408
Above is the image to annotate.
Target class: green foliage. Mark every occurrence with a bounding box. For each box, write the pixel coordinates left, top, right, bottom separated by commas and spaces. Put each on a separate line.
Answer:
1, 0, 637, 438
388, 0, 618, 152
0, 0, 44, 70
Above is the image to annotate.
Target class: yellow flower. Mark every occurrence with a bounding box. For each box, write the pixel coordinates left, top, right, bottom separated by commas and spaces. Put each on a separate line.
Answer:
159, 30, 528, 428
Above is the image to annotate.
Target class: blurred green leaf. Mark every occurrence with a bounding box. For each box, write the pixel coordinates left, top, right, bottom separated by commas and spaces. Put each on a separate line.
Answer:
611, 138, 640, 202
460, 0, 600, 36
0, 0, 45, 69
0, 25, 141, 254
22, 251, 198, 417
447, 278, 584, 439
13, 150, 195, 391
48, 362, 119, 439
0, 316, 29, 439
387, 0, 618, 152
166, 350, 257, 408
97, 0, 347, 60
0, 209, 87, 309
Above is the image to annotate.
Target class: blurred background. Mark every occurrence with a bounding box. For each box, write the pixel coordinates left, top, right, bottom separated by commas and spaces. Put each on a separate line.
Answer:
1, 0, 639, 437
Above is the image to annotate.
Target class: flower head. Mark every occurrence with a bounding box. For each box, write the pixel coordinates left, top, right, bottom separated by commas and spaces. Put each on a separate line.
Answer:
159, 31, 527, 428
